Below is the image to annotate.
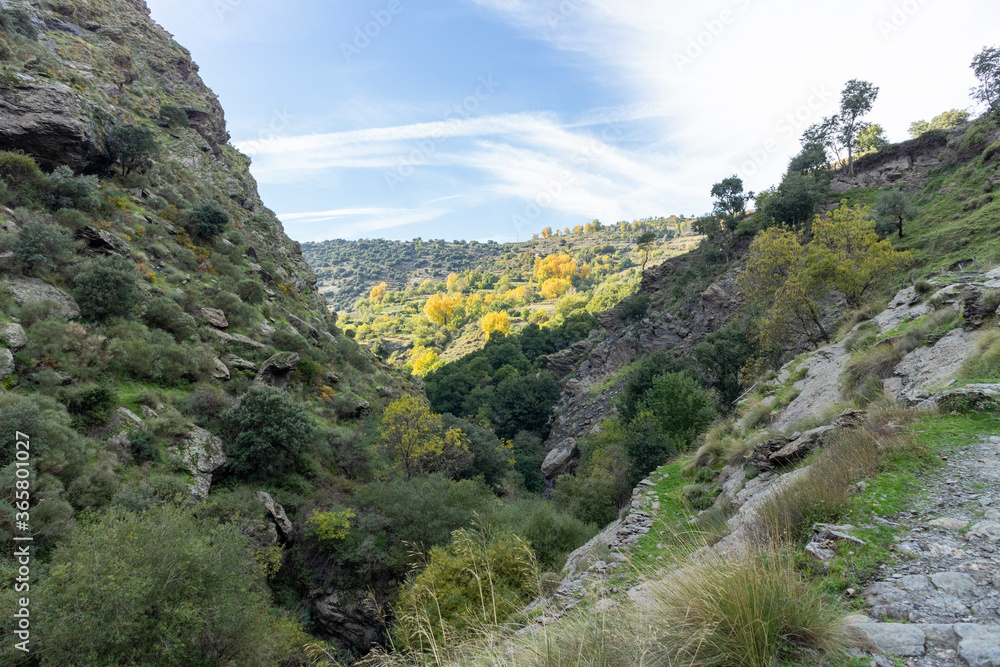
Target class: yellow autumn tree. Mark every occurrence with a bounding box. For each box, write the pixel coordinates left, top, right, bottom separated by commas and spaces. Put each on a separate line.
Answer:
424, 293, 462, 327
533, 253, 578, 283
369, 282, 388, 304
446, 272, 460, 292
539, 277, 572, 299
481, 311, 511, 337
410, 346, 441, 377
379, 396, 472, 478
808, 202, 912, 308
737, 227, 829, 350
572, 224, 584, 234
541, 226, 554, 238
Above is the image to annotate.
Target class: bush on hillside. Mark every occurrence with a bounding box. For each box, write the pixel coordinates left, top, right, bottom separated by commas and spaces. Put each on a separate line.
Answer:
74, 255, 142, 322
223, 385, 315, 480
13, 217, 74, 273
27, 505, 305, 666
108, 124, 159, 176
193, 201, 229, 238
0, 151, 48, 207
394, 528, 538, 651
46, 165, 100, 211
144, 295, 197, 341
159, 103, 190, 128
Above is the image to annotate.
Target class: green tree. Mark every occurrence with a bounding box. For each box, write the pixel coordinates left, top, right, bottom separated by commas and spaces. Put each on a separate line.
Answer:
74, 255, 142, 322
223, 385, 315, 480
28, 505, 304, 666
874, 188, 918, 238
636, 230, 656, 272
971, 45, 1000, 114
836, 79, 880, 175
694, 318, 755, 407
908, 109, 970, 138
808, 203, 912, 307
192, 201, 229, 238
738, 227, 829, 349
108, 124, 160, 176
379, 395, 472, 478
855, 123, 889, 154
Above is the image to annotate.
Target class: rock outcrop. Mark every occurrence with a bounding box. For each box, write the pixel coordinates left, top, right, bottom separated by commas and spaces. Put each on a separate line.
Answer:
0, 322, 27, 350
1, 276, 80, 319
168, 426, 227, 501
254, 351, 300, 388
254, 491, 294, 542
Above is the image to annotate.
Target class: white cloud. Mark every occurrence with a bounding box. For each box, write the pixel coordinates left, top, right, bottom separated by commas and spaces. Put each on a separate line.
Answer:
468, 0, 1000, 197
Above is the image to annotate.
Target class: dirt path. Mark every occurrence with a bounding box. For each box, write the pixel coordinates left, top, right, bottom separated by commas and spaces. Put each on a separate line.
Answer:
847, 435, 1000, 666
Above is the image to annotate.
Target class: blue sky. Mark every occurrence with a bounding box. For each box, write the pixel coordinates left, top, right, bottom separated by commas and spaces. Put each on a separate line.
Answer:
145, 0, 1000, 243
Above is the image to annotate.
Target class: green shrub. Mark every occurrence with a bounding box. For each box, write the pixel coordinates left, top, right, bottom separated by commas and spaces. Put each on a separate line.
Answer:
60, 384, 117, 427
27, 505, 306, 666
129, 428, 160, 464
108, 124, 159, 176
159, 103, 190, 128
193, 201, 229, 238
53, 207, 90, 231
0, 151, 48, 207
12, 217, 74, 273
237, 278, 266, 304
351, 475, 497, 577
144, 295, 197, 341
223, 385, 315, 480
74, 255, 142, 322
305, 508, 355, 545
46, 165, 99, 211
960, 330, 1000, 380
441, 413, 513, 487
616, 352, 691, 424
394, 528, 538, 651
682, 483, 720, 511
553, 471, 619, 526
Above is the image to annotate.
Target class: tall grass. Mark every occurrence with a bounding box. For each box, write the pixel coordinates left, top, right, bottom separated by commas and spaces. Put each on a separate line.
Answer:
644, 548, 844, 667
755, 408, 922, 544
960, 329, 1000, 380
840, 343, 901, 401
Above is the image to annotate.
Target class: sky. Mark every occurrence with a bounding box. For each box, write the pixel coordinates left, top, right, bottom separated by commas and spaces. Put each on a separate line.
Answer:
144, 0, 1000, 243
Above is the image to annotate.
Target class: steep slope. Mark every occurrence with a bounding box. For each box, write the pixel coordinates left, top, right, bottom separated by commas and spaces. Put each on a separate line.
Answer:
0, 0, 418, 661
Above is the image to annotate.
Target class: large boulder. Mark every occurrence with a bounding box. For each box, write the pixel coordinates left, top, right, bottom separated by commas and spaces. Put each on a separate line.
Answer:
254, 352, 300, 388
1, 276, 80, 319
541, 438, 580, 478
254, 491, 294, 542
769, 425, 834, 467
0, 348, 14, 382
311, 589, 385, 653
0, 82, 110, 172
77, 226, 130, 256
0, 322, 27, 350
200, 307, 229, 328
168, 426, 227, 501
212, 357, 230, 381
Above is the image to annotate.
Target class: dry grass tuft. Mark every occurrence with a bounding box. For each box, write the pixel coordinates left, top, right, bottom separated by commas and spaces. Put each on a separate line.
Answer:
841, 343, 901, 402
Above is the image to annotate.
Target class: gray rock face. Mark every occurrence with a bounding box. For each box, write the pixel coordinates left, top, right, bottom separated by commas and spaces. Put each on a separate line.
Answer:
846, 623, 926, 656
77, 226, 130, 256
254, 352, 300, 388
541, 438, 580, 479
259, 320, 277, 337
771, 339, 850, 431
0, 348, 14, 382
768, 425, 834, 466
0, 322, 27, 350
224, 355, 257, 371
311, 590, 384, 653
0, 83, 110, 172
208, 328, 266, 349
212, 357, 230, 381
2, 276, 80, 319
254, 491, 294, 542
168, 426, 227, 501
200, 307, 229, 328
885, 327, 981, 403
